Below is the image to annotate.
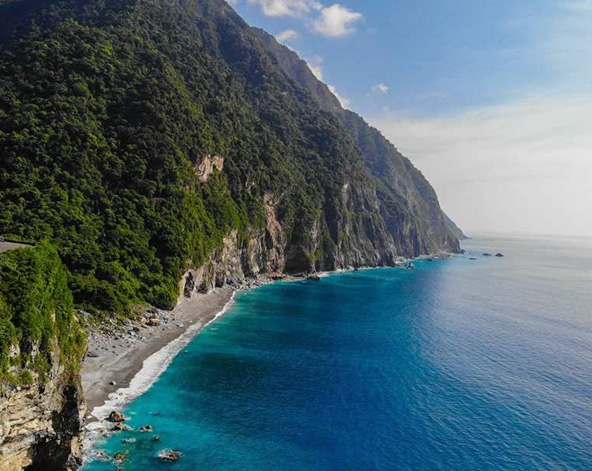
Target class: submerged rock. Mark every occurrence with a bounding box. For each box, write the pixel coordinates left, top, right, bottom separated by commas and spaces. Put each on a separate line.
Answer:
307, 273, 321, 281
482, 253, 492, 257
112, 423, 132, 432
495, 253, 504, 257
139, 425, 153, 433
114, 450, 129, 463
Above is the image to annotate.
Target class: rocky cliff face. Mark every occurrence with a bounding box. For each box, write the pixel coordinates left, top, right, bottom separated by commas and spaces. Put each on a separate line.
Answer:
0, 355, 85, 471
444, 213, 469, 240
0, 245, 86, 471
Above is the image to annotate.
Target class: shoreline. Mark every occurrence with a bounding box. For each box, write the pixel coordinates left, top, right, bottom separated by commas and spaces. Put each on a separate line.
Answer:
80, 257, 454, 458
81, 257, 452, 414
81, 287, 235, 418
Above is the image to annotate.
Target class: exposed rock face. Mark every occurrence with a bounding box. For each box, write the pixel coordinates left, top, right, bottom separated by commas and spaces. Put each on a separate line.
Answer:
444, 213, 469, 240
0, 355, 85, 471
182, 194, 289, 296
195, 154, 225, 183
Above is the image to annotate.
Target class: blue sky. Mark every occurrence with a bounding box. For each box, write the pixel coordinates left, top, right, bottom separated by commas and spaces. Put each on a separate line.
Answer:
229, 0, 592, 236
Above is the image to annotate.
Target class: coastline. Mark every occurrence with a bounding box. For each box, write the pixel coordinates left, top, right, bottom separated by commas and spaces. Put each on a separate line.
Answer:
81, 287, 235, 418
80, 254, 460, 466
81, 257, 451, 414
79, 257, 454, 459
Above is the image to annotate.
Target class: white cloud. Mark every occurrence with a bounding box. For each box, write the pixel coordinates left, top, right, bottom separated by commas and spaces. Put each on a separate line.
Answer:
245, 0, 321, 17
371, 83, 389, 95
304, 55, 324, 80
312, 4, 363, 37
237, 0, 363, 38
276, 29, 299, 42
328, 85, 350, 108
372, 93, 592, 237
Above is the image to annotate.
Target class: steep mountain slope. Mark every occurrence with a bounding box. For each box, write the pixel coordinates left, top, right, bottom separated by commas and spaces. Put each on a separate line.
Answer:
0, 0, 459, 317
252, 28, 461, 255
444, 213, 469, 240
0, 1, 462, 468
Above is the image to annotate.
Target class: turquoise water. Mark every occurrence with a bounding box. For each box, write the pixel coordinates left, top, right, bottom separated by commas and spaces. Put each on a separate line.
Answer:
84, 235, 592, 470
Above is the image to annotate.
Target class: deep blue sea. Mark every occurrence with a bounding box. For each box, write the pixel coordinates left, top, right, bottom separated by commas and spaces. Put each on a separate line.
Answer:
84, 235, 592, 471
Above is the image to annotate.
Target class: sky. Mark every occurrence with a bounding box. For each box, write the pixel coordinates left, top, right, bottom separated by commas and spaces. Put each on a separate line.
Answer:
228, 0, 592, 237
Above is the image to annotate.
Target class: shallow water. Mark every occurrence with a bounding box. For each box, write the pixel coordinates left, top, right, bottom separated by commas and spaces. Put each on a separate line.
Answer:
84, 235, 592, 470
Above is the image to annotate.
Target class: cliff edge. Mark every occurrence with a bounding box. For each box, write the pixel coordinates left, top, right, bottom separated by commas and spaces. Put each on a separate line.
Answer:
0, 245, 86, 470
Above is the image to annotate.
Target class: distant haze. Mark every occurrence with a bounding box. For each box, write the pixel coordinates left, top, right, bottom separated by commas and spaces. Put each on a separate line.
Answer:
373, 92, 592, 238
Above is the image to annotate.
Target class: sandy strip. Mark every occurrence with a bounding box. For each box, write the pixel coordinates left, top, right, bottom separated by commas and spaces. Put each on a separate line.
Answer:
81, 287, 235, 415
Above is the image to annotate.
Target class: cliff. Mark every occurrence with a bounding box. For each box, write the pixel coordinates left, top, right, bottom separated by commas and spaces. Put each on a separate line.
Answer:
0, 1, 463, 466
444, 213, 469, 240
252, 27, 461, 255
0, 245, 86, 471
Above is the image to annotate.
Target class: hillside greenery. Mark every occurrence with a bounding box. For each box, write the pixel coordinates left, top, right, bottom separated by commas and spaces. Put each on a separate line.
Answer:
0, 243, 86, 386
0, 0, 458, 318
0, 0, 352, 313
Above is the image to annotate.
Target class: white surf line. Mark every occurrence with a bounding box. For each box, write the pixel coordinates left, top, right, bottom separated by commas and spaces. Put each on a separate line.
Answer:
82, 291, 236, 458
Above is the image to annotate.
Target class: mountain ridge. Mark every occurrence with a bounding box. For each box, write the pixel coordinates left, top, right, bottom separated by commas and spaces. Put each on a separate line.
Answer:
251, 27, 461, 254
0, 0, 460, 316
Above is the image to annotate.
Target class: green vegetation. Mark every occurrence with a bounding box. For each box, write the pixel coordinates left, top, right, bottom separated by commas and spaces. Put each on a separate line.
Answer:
252, 27, 460, 256
0, 0, 367, 314
0, 0, 459, 321
0, 243, 86, 385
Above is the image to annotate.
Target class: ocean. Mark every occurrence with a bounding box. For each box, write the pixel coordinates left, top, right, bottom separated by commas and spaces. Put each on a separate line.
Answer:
83, 235, 592, 470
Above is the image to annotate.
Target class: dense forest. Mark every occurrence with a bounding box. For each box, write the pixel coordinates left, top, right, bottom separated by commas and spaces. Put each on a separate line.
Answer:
0, 0, 460, 317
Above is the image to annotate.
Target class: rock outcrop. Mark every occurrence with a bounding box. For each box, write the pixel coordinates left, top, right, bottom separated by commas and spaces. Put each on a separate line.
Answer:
195, 155, 225, 183
0, 353, 85, 471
